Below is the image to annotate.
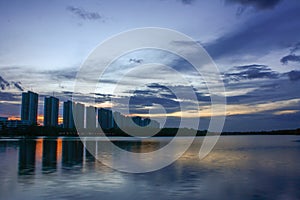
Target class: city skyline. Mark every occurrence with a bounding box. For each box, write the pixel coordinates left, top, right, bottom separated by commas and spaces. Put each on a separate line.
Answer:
16, 90, 161, 130
0, 0, 300, 131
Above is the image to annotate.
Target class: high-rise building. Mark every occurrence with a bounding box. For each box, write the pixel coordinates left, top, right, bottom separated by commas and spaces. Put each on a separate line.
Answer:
44, 96, 59, 127
63, 101, 85, 129
74, 103, 85, 129
21, 91, 39, 125
86, 106, 96, 129
98, 108, 114, 129
63, 101, 74, 129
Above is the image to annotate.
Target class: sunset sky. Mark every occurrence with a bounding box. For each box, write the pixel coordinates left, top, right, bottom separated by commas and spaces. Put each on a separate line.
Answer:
0, 0, 300, 131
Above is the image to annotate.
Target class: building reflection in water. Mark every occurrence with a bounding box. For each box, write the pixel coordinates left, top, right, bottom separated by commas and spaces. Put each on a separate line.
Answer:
42, 139, 57, 172
62, 140, 83, 168
18, 138, 169, 175
85, 140, 96, 162
18, 140, 36, 175
18, 138, 85, 175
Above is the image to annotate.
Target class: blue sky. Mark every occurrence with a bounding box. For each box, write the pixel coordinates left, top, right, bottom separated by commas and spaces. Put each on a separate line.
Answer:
0, 0, 300, 131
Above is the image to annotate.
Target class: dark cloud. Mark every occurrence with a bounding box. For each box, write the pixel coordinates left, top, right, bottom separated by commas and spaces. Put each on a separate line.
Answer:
226, 94, 255, 104
195, 92, 211, 102
13, 82, 23, 91
0, 75, 23, 91
0, 76, 9, 90
224, 70, 300, 106
129, 95, 180, 114
224, 64, 279, 81
147, 83, 170, 90
0, 91, 20, 101
205, 6, 300, 60
58, 91, 116, 105
171, 40, 201, 46
126, 83, 181, 114
168, 57, 194, 72
280, 54, 300, 64
226, 0, 282, 10
180, 0, 195, 5
93, 93, 113, 103
129, 83, 177, 101
290, 42, 300, 54
92, 93, 113, 98
226, 0, 282, 16
287, 70, 300, 81
43, 67, 78, 81
66, 6, 103, 21
129, 58, 143, 64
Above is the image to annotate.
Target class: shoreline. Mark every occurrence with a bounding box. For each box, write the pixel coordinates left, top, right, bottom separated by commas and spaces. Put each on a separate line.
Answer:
1, 132, 300, 140
1, 127, 299, 138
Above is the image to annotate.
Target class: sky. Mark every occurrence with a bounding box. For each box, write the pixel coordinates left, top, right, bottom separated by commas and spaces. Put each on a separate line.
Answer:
0, 0, 300, 131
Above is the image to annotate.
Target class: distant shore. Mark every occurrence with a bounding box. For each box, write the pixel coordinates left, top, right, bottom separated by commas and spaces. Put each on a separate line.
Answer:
0, 126, 299, 138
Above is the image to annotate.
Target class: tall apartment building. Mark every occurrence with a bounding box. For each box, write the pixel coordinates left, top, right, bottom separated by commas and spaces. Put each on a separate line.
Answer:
44, 96, 59, 127
21, 91, 39, 125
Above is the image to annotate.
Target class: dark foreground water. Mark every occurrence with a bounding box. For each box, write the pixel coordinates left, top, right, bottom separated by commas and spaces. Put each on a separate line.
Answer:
0, 135, 300, 200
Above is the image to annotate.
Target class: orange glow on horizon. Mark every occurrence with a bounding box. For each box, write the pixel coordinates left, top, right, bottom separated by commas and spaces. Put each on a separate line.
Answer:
37, 115, 63, 125
58, 116, 63, 124
37, 115, 44, 125
8, 115, 63, 126
8, 116, 21, 120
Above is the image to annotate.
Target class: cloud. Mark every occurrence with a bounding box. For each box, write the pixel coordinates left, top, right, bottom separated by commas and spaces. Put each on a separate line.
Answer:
66, 6, 103, 21
45, 67, 78, 81
124, 83, 199, 114
223, 68, 300, 107
0, 75, 23, 91
180, 0, 195, 5
0, 91, 20, 102
129, 95, 180, 113
281, 42, 300, 64
226, 0, 282, 16
287, 70, 300, 81
224, 64, 279, 81
0, 76, 9, 90
290, 42, 300, 54
205, 6, 300, 60
280, 54, 300, 64
129, 58, 143, 64
273, 110, 299, 115
13, 82, 23, 91
226, 0, 282, 10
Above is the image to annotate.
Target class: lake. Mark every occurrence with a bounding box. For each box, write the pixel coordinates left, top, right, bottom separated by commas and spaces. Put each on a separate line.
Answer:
0, 135, 300, 200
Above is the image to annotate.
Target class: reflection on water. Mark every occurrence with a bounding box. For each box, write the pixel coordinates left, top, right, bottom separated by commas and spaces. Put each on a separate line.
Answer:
0, 136, 300, 200
42, 139, 57, 172
62, 140, 83, 168
19, 140, 36, 175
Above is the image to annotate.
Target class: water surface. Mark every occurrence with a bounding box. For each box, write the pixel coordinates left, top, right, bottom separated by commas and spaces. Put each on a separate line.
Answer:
0, 135, 300, 200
